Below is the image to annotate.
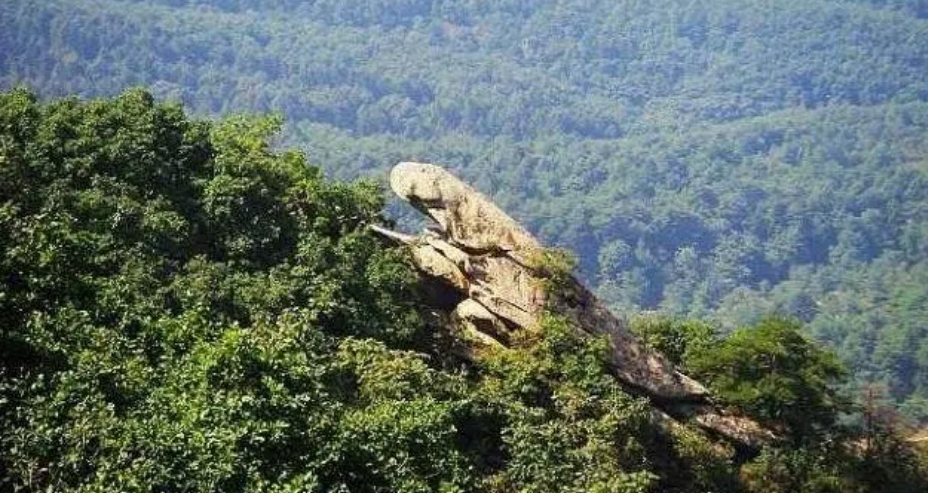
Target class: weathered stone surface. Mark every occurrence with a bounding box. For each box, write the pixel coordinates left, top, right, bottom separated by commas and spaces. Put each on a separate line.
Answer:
391, 162, 542, 254
424, 237, 472, 266
391, 162, 704, 398
554, 281, 709, 399
376, 161, 772, 448
691, 408, 776, 446
452, 299, 509, 347
467, 255, 545, 326
410, 244, 470, 292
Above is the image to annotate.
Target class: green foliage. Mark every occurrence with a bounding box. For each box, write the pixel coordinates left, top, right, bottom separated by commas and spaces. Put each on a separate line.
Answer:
3, 0, 928, 411
634, 313, 928, 491
0, 89, 763, 493
739, 431, 928, 493
629, 314, 716, 368
526, 246, 578, 300
688, 317, 848, 442
739, 446, 855, 493
854, 421, 928, 493
5, 1, 928, 480
473, 315, 658, 492
0, 88, 449, 492
666, 426, 739, 493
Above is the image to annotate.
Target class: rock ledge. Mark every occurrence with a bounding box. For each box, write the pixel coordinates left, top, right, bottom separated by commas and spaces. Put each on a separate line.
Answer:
376, 162, 772, 448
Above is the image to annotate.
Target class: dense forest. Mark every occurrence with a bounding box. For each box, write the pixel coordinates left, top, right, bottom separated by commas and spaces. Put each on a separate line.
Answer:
2, 87, 928, 492
2, 0, 928, 420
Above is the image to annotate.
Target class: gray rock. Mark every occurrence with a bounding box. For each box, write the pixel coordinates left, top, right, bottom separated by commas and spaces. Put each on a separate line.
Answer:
376, 161, 774, 448
452, 298, 509, 347
391, 162, 542, 254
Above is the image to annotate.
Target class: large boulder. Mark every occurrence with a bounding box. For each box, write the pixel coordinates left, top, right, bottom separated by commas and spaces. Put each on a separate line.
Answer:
390, 161, 542, 254
377, 161, 773, 448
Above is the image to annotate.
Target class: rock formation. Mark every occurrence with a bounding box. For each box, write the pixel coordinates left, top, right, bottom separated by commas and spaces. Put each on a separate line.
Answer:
374, 161, 772, 448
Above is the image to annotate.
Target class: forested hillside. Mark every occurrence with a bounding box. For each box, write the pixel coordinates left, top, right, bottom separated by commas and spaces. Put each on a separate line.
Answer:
2, 0, 928, 418
3, 88, 928, 493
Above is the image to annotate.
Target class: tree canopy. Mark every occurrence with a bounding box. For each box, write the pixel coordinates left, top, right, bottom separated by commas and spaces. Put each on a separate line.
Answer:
3, 88, 928, 492
3, 0, 926, 416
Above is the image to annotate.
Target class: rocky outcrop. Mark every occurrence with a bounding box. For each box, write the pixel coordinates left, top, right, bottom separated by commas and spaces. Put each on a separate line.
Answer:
375, 161, 773, 448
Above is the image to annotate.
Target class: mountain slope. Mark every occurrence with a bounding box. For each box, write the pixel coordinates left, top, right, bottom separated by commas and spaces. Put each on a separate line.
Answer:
3, 88, 927, 493
2, 0, 928, 415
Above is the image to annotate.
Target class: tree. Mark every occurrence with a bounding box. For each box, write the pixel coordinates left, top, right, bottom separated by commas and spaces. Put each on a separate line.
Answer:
4, 87, 928, 492
0, 88, 450, 491
688, 316, 847, 443
6, 0, 928, 410
629, 314, 715, 368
